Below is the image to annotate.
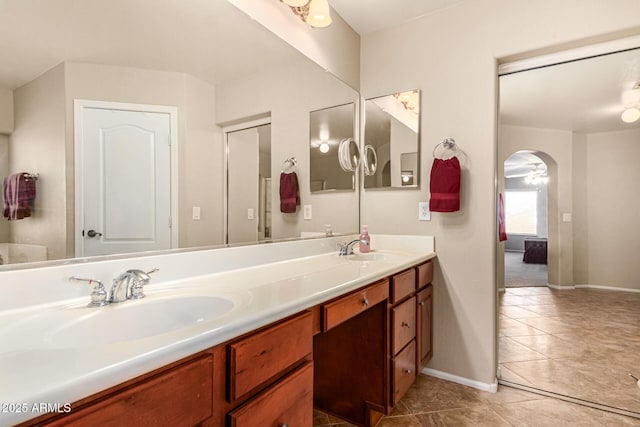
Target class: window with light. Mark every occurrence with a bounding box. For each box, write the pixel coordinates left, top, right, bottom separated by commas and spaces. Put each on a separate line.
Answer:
505, 190, 537, 235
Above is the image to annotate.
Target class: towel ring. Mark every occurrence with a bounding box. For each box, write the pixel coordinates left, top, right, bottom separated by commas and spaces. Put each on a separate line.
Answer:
433, 138, 458, 158
281, 157, 297, 173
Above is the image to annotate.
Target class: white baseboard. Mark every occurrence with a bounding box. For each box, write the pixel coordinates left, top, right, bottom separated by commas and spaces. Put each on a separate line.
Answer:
421, 368, 498, 393
547, 283, 574, 290
498, 287, 505, 293
575, 284, 640, 294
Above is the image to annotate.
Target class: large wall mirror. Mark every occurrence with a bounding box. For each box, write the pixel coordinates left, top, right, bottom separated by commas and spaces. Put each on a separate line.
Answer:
0, 0, 360, 268
363, 90, 420, 189
498, 46, 640, 416
309, 103, 357, 192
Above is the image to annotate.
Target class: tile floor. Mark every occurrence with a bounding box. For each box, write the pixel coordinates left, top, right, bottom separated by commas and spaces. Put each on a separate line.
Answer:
313, 375, 639, 426
499, 286, 640, 415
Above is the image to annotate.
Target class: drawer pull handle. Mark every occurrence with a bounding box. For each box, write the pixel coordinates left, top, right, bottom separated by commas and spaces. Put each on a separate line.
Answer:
280, 424, 289, 427
362, 297, 369, 307
404, 368, 412, 374
420, 301, 425, 307
402, 321, 411, 328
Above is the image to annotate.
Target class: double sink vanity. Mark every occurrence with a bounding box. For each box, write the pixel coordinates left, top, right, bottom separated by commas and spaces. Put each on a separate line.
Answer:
0, 235, 435, 427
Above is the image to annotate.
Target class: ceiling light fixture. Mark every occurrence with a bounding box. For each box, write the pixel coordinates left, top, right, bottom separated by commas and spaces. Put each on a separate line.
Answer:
621, 82, 640, 123
524, 164, 548, 185
280, 0, 332, 28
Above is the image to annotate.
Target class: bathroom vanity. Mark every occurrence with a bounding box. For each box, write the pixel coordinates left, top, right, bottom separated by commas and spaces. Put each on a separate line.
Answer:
0, 235, 435, 427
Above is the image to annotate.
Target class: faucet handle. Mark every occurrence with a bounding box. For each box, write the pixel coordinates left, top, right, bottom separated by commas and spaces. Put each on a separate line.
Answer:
127, 268, 158, 300
69, 276, 109, 307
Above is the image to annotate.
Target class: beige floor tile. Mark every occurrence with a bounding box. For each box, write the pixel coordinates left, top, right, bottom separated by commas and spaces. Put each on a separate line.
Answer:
498, 336, 547, 363
414, 406, 512, 426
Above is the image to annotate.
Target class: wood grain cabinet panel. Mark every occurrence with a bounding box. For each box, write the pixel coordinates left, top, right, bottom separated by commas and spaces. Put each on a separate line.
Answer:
417, 285, 433, 367
323, 279, 389, 331
44, 355, 213, 427
391, 296, 416, 355
417, 261, 433, 290
391, 340, 416, 406
390, 269, 416, 304
228, 311, 312, 402
228, 361, 313, 427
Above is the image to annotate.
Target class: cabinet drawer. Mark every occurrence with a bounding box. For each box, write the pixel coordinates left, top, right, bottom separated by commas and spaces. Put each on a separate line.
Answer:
391, 340, 416, 406
323, 279, 389, 331
228, 312, 312, 401
392, 296, 416, 355
390, 269, 416, 304
417, 261, 433, 290
45, 355, 213, 427
228, 361, 313, 427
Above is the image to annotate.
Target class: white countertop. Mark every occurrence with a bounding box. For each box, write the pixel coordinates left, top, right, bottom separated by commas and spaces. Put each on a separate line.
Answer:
0, 234, 434, 426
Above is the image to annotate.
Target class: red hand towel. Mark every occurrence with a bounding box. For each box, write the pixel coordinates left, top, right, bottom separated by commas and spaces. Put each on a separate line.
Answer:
429, 157, 461, 212
498, 193, 507, 242
280, 172, 300, 213
2, 173, 36, 220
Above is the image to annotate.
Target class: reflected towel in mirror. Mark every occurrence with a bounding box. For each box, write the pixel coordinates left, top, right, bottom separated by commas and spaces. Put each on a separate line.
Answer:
429, 157, 460, 212
2, 173, 36, 220
280, 172, 300, 213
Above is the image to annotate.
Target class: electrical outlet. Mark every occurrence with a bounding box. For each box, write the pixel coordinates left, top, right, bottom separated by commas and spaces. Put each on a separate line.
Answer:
192, 206, 201, 220
303, 204, 312, 220
418, 202, 431, 221
247, 208, 254, 220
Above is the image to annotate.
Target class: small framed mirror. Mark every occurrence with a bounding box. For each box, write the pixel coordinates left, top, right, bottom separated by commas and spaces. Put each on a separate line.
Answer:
310, 103, 357, 192
363, 90, 420, 189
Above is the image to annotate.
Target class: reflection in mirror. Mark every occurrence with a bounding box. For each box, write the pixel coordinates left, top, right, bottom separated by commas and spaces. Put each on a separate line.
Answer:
0, 1, 360, 268
498, 46, 640, 416
226, 123, 271, 245
364, 90, 420, 189
363, 145, 378, 176
309, 103, 356, 192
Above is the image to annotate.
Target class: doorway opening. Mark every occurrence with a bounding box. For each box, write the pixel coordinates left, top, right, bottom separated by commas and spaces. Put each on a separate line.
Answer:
503, 151, 549, 288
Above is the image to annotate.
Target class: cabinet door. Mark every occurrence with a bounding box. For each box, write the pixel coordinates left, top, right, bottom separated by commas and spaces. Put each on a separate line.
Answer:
416, 285, 433, 368
44, 355, 213, 427
228, 362, 313, 427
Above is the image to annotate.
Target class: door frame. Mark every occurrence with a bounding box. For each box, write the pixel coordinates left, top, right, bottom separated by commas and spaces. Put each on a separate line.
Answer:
222, 115, 271, 244
73, 99, 179, 257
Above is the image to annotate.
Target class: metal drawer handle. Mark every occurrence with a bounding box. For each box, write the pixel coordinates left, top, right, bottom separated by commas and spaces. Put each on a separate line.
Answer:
402, 321, 411, 328
362, 297, 369, 307
280, 424, 289, 427
420, 301, 425, 307
404, 368, 412, 374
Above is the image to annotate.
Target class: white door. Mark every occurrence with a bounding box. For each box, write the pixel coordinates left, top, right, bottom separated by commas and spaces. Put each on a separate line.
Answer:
227, 127, 259, 244
79, 106, 172, 257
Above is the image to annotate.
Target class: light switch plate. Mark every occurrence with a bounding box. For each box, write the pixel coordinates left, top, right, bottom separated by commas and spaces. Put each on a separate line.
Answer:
192, 206, 201, 220
303, 204, 312, 220
418, 202, 431, 221
247, 208, 254, 220
562, 213, 572, 223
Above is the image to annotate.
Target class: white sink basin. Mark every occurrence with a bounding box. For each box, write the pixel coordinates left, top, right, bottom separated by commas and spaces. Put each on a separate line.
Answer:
0, 295, 235, 350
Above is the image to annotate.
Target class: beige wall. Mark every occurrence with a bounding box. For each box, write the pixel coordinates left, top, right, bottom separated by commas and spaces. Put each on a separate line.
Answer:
361, 0, 640, 385
0, 87, 13, 134
0, 134, 9, 242
10, 63, 67, 260
216, 57, 359, 238
64, 62, 223, 253
581, 129, 640, 290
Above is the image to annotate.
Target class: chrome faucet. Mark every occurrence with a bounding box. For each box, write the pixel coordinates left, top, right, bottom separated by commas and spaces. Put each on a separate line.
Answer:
111, 268, 158, 302
338, 239, 369, 256
70, 268, 158, 307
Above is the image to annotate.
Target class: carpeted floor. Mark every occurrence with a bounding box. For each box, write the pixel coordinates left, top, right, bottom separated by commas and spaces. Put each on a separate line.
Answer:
504, 251, 547, 288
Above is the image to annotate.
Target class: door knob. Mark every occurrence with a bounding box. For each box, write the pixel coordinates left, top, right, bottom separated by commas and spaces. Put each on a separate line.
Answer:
86, 229, 103, 238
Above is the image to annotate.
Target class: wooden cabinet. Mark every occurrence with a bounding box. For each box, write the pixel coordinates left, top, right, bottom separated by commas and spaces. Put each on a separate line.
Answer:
228, 362, 313, 427
391, 296, 416, 355
391, 340, 417, 405
322, 279, 388, 331
228, 311, 312, 401
31, 354, 214, 427
417, 285, 433, 367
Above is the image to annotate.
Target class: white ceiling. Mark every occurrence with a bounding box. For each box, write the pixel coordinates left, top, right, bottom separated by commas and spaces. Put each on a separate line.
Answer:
500, 48, 640, 133
329, 0, 465, 35
0, 0, 300, 89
